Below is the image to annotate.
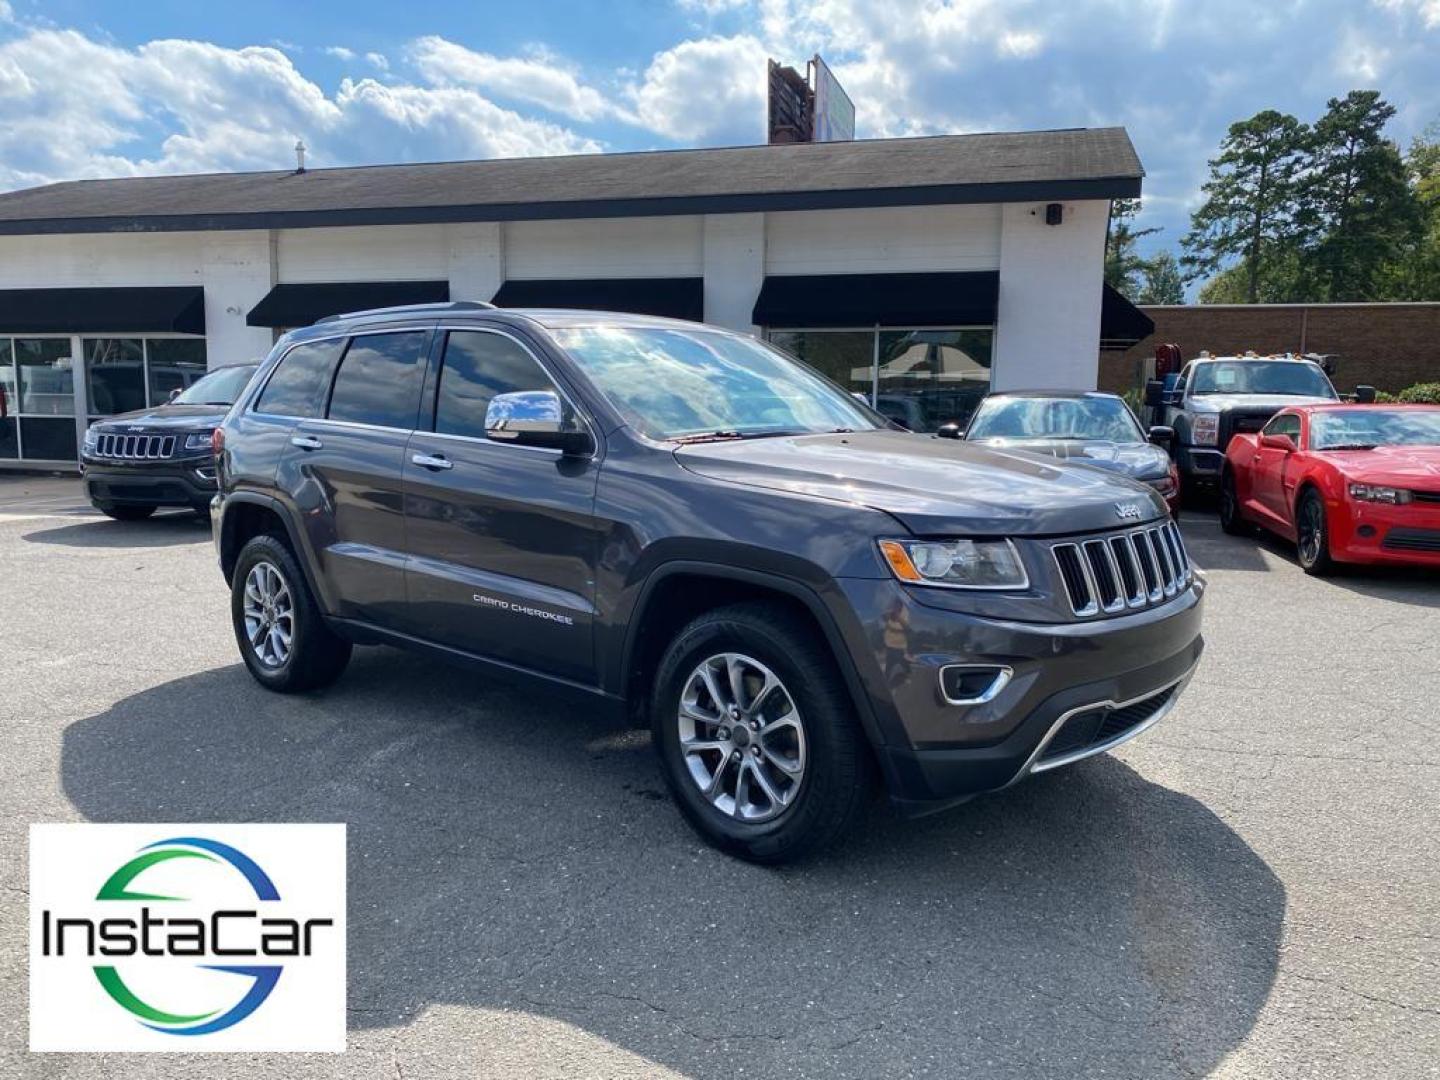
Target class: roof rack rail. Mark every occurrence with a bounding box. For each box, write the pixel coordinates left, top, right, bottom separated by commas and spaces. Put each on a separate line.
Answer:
316, 300, 498, 324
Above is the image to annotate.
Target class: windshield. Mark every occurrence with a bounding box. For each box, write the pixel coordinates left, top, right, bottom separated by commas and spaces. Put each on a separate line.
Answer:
1311, 408, 1440, 450
966, 396, 1144, 442
1191, 361, 1336, 398
172, 365, 258, 405
550, 326, 881, 440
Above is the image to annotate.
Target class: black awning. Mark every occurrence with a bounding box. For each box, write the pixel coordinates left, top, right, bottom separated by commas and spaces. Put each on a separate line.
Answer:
0, 286, 205, 334
752, 271, 999, 328
246, 281, 450, 328
1099, 283, 1155, 350
491, 278, 704, 321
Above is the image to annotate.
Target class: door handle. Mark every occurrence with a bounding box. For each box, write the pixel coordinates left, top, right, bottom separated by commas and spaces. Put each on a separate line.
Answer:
411, 452, 454, 471
290, 434, 323, 450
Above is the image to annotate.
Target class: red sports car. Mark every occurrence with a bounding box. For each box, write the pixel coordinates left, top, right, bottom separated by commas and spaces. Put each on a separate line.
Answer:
1221, 404, 1440, 574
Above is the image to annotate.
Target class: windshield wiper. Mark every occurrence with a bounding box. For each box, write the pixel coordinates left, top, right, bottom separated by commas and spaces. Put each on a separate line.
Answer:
1322, 443, 1378, 451
671, 430, 745, 444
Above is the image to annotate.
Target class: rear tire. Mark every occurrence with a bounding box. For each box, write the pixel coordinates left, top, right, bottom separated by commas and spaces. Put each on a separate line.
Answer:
1295, 489, 1337, 577
231, 533, 351, 692
651, 602, 873, 864
98, 504, 155, 521
1219, 469, 1249, 535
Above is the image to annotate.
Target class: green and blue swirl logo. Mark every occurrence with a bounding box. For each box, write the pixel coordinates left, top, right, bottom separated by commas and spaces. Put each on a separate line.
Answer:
40, 835, 333, 1037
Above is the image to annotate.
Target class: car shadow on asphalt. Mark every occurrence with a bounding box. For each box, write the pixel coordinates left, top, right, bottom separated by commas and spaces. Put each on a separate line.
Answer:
1180, 513, 1440, 607
21, 513, 210, 549
61, 650, 1285, 1078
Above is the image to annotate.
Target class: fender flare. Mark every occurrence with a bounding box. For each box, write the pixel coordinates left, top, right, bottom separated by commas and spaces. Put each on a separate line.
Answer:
217, 491, 331, 612
620, 559, 893, 751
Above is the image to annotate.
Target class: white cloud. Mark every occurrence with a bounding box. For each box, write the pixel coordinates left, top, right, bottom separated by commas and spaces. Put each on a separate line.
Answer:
410, 36, 621, 122
626, 34, 769, 143
323, 45, 355, 61
1375, 0, 1440, 27
998, 30, 1043, 59
365, 51, 389, 71
0, 29, 599, 190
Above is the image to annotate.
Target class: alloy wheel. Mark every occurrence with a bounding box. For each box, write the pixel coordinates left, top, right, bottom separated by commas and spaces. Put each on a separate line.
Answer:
676, 652, 806, 823
242, 560, 295, 668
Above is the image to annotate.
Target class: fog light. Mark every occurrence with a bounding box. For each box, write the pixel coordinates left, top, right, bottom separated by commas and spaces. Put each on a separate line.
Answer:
1357, 524, 1377, 538
940, 665, 1013, 705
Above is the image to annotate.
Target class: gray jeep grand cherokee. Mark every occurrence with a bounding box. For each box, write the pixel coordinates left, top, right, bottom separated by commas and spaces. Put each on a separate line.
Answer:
212, 302, 1204, 863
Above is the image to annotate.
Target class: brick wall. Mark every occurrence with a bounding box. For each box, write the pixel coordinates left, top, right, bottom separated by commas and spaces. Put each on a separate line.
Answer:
1099, 303, 1440, 396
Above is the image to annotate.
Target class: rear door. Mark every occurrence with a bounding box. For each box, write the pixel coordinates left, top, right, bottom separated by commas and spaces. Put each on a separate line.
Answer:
401, 326, 602, 683
274, 327, 432, 627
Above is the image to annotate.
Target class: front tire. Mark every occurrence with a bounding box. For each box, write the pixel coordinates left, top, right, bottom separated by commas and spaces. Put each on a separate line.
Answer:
651, 602, 873, 864
1295, 489, 1336, 576
1219, 469, 1248, 535
231, 534, 352, 692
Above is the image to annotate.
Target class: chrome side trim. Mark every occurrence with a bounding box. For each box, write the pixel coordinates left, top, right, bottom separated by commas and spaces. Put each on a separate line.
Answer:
1005, 661, 1200, 787
938, 665, 1014, 706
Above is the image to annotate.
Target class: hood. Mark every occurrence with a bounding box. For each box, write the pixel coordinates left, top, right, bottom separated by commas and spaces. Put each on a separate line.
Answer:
92, 403, 228, 431
1189, 393, 1336, 413
971, 438, 1170, 480
675, 430, 1168, 537
1322, 445, 1440, 489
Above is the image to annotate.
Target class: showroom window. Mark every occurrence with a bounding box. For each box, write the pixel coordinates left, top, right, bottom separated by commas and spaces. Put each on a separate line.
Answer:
767, 327, 993, 433
0, 334, 206, 464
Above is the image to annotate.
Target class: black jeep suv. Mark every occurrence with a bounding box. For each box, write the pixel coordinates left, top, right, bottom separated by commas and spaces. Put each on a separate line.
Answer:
83, 363, 259, 519
212, 302, 1205, 862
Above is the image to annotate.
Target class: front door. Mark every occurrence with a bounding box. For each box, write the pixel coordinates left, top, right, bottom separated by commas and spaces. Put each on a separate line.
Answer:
274, 328, 431, 627
1251, 412, 1302, 531
402, 327, 602, 684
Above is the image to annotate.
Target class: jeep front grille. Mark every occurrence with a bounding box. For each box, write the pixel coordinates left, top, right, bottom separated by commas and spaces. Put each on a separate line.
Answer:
95, 433, 175, 460
1051, 520, 1191, 617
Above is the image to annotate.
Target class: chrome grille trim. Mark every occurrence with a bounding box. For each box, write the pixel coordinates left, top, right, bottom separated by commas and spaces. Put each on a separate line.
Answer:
1051, 520, 1193, 618
95, 432, 176, 460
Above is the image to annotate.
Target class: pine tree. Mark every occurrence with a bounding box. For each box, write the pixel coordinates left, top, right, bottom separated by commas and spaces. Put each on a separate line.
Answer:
1105, 198, 1160, 297
1303, 91, 1423, 300
1182, 110, 1308, 302
1137, 252, 1185, 305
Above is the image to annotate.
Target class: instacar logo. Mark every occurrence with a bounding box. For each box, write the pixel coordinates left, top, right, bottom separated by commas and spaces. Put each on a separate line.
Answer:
30, 824, 345, 1053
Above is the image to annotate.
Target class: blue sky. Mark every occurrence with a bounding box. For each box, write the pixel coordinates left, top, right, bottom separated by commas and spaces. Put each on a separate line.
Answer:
2, 0, 1437, 273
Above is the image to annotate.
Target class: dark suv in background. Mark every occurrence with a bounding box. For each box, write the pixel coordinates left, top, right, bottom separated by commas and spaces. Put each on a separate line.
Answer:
82, 363, 258, 519
212, 303, 1205, 862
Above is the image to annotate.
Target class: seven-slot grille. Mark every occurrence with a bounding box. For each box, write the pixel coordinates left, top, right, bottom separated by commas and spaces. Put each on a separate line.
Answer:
1052, 520, 1192, 617
94, 432, 176, 460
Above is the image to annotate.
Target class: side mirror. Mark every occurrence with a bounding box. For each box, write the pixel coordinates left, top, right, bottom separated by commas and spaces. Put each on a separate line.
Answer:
1147, 425, 1174, 449
936, 422, 963, 440
1259, 433, 1296, 453
1354, 385, 1377, 404
1143, 379, 1164, 408
168, 387, 182, 403
484, 390, 593, 456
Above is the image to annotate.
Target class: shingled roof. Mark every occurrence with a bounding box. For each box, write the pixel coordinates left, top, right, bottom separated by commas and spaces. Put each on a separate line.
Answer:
0, 127, 1143, 236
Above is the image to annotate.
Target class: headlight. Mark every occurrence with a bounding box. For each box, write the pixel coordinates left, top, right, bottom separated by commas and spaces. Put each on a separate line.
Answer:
184, 431, 215, 451
83, 425, 99, 451
1191, 415, 1219, 446
1349, 483, 1412, 504
1147, 472, 1179, 498
878, 538, 1029, 590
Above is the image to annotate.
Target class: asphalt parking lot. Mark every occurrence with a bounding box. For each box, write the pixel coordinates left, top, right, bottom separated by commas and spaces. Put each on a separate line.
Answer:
1, 473, 1436, 1079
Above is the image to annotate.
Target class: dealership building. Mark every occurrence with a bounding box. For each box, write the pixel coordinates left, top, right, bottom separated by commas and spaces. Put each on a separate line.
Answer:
0, 127, 1150, 469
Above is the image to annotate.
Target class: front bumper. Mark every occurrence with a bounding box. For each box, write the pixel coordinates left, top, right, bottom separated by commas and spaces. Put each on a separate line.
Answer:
1176, 445, 1223, 485
835, 575, 1205, 809
1328, 495, 1440, 567
81, 458, 217, 510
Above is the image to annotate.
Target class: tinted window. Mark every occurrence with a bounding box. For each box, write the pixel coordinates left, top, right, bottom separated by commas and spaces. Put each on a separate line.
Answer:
1261, 412, 1301, 439
256, 340, 344, 418
327, 333, 427, 428
434, 331, 558, 439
